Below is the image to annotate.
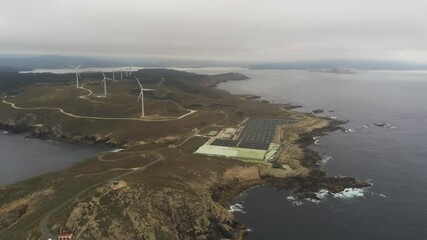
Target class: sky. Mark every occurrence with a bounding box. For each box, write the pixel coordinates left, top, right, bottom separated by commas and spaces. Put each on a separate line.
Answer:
1, 0, 427, 63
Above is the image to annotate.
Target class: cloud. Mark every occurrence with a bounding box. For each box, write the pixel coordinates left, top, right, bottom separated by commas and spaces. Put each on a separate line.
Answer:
1, 0, 427, 62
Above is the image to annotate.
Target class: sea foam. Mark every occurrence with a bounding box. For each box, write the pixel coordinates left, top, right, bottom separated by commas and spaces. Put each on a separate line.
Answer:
320, 156, 332, 165
332, 188, 365, 199
229, 203, 246, 213
344, 128, 355, 133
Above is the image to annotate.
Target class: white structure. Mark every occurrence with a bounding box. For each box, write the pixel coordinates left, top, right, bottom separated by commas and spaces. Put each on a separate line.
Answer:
135, 77, 156, 117
113, 66, 116, 82
101, 72, 113, 95
69, 63, 82, 88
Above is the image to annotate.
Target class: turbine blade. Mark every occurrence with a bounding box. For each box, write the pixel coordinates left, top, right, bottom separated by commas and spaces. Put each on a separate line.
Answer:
77, 63, 83, 68
143, 89, 156, 91
102, 72, 106, 78
135, 77, 143, 89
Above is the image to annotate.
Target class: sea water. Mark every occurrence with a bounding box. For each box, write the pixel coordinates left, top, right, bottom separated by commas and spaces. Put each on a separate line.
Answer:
215, 69, 427, 240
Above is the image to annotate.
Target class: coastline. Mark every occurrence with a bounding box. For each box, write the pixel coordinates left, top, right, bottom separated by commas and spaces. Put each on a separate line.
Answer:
0, 121, 123, 147
210, 83, 371, 237
0, 70, 371, 239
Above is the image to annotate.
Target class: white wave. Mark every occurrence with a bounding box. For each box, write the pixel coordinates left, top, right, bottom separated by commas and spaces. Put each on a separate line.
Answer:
229, 203, 246, 213
1, 130, 8, 134
110, 148, 124, 153
315, 189, 330, 199
344, 128, 355, 133
332, 188, 365, 199
313, 137, 321, 145
292, 200, 303, 206
329, 116, 339, 120
320, 156, 332, 165
378, 193, 387, 198
246, 228, 254, 232
361, 125, 369, 128
286, 195, 304, 206
286, 196, 296, 201
289, 188, 365, 205
307, 198, 321, 204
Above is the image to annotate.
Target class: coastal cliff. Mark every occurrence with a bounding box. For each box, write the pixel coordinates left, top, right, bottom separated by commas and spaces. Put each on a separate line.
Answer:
0, 69, 370, 240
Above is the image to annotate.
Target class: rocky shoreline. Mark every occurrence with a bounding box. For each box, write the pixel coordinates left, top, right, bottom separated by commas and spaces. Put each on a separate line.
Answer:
0, 120, 122, 147
265, 118, 370, 194
209, 117, 371, 238
0, 112, 371, 239
0, 71, 371, 239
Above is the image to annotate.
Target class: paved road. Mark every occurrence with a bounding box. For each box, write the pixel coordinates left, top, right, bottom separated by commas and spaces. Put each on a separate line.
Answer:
174, 110, 229, 148
37, 152, 165, 240
2, 99, 195, 122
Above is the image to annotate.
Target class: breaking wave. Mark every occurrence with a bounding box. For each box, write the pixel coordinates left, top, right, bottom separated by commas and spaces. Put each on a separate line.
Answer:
320, 156, 332, 165
229, 203, 246, 213
332, 188, 365, 199
313, 136, 321, 145
344, 128, 355, 133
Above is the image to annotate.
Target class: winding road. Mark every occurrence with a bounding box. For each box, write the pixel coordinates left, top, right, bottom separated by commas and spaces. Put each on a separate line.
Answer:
1, 81, 232, 239
2, 99, 196, 122
37, 151, 165, 240
2, 81, 197, 122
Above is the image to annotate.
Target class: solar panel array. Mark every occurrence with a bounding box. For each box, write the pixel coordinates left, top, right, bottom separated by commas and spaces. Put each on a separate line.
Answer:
210, 139, 238, 147
211, 118, 292, 150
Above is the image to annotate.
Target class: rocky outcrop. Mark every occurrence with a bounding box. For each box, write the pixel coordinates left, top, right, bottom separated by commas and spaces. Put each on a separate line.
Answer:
200, 73, 249, 87
0, 116, 122, 146
65, 180, 247, 240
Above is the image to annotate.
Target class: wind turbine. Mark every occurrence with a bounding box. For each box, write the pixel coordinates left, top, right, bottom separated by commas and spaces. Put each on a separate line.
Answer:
101, 72, 113, 96
69, 63, 82, 88
135, 77, 156, 117
112, 66, 116, 82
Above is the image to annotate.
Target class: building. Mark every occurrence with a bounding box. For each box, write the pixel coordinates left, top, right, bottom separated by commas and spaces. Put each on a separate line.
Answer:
58, 229, 73, 240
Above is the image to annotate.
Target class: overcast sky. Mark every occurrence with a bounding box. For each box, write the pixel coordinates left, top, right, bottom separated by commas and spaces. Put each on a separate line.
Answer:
1, 0, 426, 62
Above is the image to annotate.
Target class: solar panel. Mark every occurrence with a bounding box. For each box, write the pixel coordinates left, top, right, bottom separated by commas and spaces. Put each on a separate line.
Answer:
210, 118, 294, 150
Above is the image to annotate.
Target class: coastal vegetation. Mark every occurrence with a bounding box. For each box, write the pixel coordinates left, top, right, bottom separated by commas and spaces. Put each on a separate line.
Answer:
0, 69, 369, 239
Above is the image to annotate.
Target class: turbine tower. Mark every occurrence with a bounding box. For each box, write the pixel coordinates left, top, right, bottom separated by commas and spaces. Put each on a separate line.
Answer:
112, 66, 116, 82
101, 72, 112, 95
69, 63, 82, 88
135, 77, 156, 117
120, 67, 123, 80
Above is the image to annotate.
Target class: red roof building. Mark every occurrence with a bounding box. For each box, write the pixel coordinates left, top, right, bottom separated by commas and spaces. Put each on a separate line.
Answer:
58, 229, 73, 240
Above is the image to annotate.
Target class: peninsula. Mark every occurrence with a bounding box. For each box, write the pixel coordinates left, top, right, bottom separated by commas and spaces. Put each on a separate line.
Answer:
0, 69, 369, 240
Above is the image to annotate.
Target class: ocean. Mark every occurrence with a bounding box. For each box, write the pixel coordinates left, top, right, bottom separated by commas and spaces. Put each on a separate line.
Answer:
16, 67, 427, 239
214, 69, 427, 240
